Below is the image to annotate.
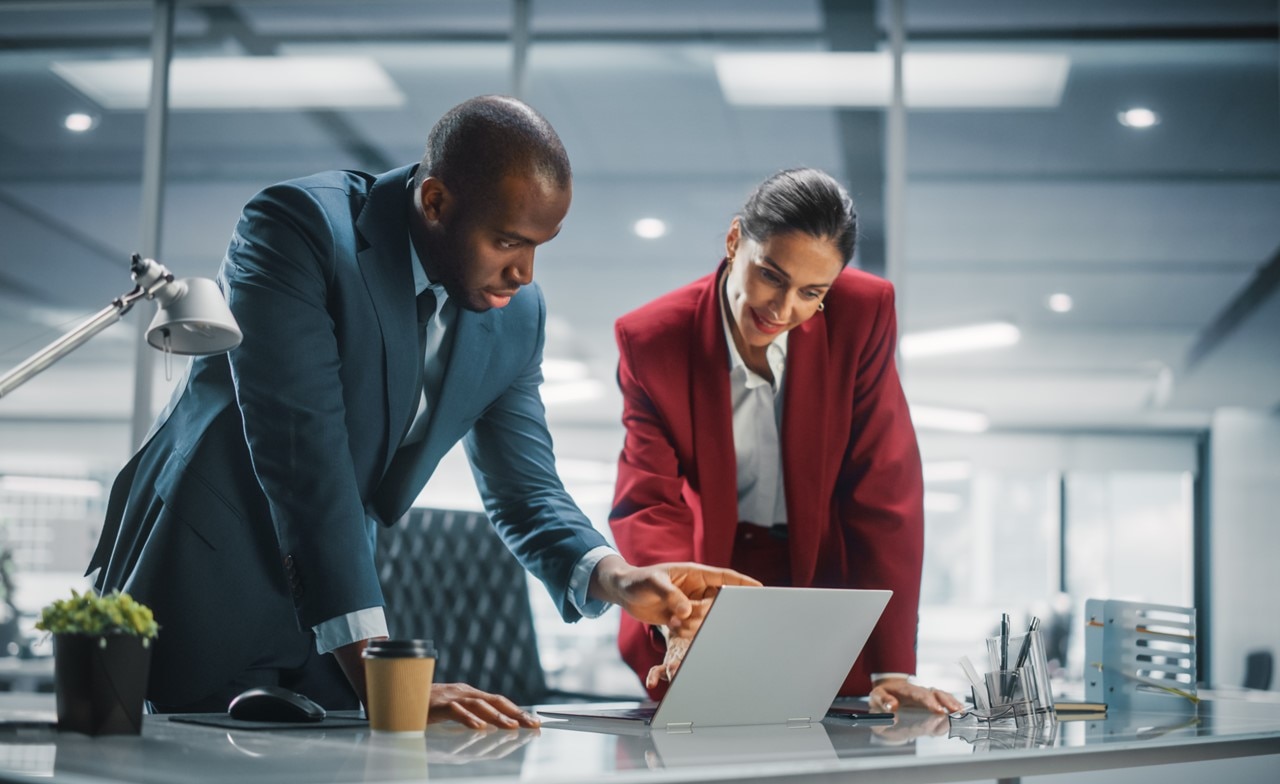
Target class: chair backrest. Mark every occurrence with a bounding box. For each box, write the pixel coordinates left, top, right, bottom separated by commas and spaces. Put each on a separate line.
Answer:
1244, 650, 1273, 691
375, 508, 549, 705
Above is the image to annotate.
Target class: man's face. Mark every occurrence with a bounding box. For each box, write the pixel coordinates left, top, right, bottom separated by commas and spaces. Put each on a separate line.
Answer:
418, 172, 571, 312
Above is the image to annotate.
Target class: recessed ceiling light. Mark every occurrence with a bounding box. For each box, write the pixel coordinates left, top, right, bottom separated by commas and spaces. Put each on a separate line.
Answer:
899, 321, 1021, 359
1118, 107, 1160, 129
633, 218, 667, 239
1047, 293, 1073, 313
64, 112, 96, 132
715, 52, 1071, 108
51, 56, 404, 110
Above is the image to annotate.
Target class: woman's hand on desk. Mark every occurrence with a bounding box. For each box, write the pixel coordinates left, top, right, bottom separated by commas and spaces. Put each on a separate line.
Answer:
869, 677, 964, 715
428, 683, 541, 730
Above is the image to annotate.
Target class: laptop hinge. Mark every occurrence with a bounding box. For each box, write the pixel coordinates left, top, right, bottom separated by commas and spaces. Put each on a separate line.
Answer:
786, 717, 813, 728
663, 722, 694, 734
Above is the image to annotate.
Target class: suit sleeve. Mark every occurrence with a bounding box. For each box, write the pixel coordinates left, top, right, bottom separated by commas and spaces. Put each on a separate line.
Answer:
463, 286, 609, 623
608, 323, 698, 568
220, 183, 383, 630
836, 284, 924, 676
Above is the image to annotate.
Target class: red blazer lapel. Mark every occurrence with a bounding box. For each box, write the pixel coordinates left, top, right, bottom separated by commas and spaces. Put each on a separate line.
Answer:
782, 311, 831, 586
689, 264, 740, 568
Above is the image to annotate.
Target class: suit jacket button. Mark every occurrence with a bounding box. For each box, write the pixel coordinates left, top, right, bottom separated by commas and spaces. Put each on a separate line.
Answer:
284, 555, 295, 570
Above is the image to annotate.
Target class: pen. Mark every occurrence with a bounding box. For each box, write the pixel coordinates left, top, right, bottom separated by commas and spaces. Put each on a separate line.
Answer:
1013, 616, 1041, 671
1000, 613, 1010, 672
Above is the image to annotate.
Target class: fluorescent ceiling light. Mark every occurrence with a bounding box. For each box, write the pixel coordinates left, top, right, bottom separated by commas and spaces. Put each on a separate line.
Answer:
716, 52, 1070, 108
900, 321, 1020, 359
554, 459, 616, 483
541, 379, 605, 406
51, 56, 405, 110
922, 460, 972, 483
541, 358, 590, 382
910, 405, 990, 433
924, 491, 964, 514
0, 475, 103, 498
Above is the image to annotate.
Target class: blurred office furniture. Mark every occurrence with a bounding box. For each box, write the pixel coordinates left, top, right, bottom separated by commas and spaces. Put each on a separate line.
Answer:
1085, 599, 1198, 711
1243, 650, 1273, 691
376, 507, 627, 705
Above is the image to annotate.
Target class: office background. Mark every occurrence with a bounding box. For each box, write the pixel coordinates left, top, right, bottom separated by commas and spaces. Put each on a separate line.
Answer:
0, 0, 1276, 697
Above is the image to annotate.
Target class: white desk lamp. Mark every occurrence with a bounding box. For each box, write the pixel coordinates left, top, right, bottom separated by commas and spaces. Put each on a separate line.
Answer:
0, 254, 242, 399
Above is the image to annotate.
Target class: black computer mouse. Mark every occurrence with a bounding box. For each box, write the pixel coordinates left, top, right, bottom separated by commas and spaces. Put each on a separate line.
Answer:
227, 685, 327, 723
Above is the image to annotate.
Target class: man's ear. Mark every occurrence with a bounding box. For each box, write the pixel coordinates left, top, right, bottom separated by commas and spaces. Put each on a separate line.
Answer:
418, 177, 453, 226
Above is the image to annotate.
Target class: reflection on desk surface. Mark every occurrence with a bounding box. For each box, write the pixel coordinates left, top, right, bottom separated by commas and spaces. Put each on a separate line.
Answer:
0, 693, 1275, 783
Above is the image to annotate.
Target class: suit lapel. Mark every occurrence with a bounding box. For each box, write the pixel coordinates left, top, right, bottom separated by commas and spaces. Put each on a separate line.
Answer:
781, 311, 830, 586
370, 306, 496, 525
690, 264, 741, 568
355, 165, 420, 474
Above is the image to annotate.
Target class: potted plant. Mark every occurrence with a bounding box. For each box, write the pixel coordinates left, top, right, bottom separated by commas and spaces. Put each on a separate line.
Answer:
36, 589, 159, 736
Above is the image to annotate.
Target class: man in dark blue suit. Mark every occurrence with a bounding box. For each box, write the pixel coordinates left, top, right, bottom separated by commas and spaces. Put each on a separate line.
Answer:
88, 96, 755, 728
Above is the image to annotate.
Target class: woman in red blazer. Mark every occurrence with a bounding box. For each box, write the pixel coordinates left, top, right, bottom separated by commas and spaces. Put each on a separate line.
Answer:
610, 169, 961, 714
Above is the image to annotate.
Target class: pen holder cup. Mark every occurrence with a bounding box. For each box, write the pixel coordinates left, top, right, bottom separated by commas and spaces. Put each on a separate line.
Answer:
985, 629, 1055, 722
978, 669, 1039, 726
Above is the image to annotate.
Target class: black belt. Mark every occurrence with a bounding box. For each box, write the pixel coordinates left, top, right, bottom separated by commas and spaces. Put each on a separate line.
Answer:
738, 523, 789, 541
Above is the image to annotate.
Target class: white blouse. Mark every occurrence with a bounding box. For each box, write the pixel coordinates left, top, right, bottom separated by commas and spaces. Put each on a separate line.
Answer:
721, 308, 789, 528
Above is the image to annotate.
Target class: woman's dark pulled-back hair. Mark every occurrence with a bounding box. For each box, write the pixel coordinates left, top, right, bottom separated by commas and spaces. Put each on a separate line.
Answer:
738, 168, 857, 265
415, 95, 571, 201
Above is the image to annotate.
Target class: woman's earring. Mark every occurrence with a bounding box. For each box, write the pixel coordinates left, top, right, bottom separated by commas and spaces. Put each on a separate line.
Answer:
818, 301, 825, 312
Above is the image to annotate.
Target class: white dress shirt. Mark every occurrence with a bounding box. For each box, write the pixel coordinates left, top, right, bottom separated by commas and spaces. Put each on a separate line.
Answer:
721, 309, 789, 529
313, 239, 612, 655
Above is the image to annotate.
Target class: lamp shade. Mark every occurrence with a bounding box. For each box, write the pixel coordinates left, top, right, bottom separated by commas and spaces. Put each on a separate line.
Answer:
145, 277, 242, 355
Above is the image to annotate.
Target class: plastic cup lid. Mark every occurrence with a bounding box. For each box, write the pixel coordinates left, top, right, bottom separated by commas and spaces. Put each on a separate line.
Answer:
362, 638, 436, 659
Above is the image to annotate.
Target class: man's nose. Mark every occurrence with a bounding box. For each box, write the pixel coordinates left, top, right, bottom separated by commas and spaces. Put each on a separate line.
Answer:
506, 254, 534, 287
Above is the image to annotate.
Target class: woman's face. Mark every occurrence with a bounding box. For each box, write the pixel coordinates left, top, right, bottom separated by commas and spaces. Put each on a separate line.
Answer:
722, 219, 844, 350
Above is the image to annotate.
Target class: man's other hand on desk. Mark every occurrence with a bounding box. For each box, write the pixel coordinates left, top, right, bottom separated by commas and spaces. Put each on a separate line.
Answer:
428, 683, 540, 730
589, 555, 762, 634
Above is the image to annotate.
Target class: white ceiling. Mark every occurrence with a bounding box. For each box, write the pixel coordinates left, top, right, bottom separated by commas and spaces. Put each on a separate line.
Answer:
0, 0, 1277, 450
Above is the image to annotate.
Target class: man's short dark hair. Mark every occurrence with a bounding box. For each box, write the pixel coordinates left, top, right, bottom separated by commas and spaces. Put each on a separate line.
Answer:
415, 95, 571, 201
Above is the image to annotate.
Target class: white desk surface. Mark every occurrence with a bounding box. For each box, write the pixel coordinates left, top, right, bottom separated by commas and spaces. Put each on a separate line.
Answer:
0, 691, 1277, 784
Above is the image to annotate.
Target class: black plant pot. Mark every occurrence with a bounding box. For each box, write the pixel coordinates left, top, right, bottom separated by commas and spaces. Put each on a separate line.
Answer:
54, 633, 152, 736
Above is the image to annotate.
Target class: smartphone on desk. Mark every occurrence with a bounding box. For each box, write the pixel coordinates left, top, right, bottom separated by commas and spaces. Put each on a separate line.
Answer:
824, 706, 896, 724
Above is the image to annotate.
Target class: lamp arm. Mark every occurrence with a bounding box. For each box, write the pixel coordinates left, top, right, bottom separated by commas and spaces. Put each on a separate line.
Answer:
0, 285, 152, 400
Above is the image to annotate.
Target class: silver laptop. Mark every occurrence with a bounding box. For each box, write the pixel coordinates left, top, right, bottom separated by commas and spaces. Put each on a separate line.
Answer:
538, 586, 891, 732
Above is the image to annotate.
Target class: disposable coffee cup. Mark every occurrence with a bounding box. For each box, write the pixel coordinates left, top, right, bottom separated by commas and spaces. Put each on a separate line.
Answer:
363, 639, 437, 734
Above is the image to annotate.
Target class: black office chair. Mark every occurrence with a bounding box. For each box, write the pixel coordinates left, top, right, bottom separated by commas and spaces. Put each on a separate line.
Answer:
376, 507, 631, 705
1243, 650, 1273, 691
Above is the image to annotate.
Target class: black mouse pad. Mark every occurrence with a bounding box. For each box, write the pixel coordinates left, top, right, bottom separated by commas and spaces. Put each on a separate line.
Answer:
166, 711, 369, 731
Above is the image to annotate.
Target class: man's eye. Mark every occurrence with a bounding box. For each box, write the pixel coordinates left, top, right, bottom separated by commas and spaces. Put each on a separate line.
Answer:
498, 240, 519, 249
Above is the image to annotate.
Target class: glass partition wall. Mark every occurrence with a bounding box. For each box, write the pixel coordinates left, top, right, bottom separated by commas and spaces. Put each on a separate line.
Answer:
1, 1, 1276, 695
